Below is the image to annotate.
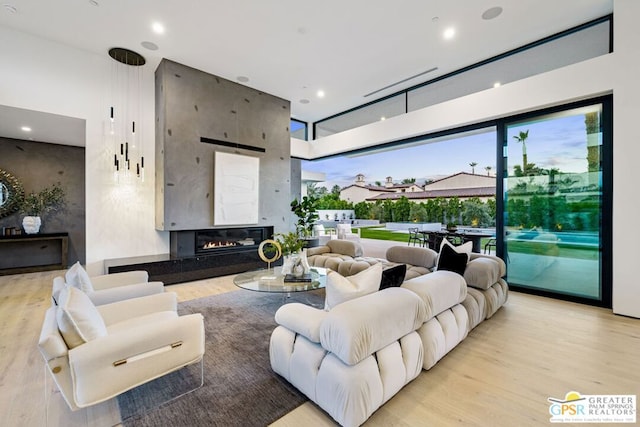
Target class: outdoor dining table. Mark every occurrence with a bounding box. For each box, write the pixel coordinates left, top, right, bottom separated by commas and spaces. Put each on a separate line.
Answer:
420, 230, 494, 253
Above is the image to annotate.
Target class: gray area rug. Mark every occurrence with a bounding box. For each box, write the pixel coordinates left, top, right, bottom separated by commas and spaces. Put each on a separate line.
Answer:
118, 289, 325, 426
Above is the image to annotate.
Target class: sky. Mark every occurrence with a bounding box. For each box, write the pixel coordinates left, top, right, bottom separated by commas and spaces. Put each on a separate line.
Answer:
302, 112, 595, 190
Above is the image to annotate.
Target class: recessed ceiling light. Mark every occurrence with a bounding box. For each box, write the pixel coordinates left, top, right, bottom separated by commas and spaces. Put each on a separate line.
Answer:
443, 27, 456, 40
493, 82, 501, 88
3, 4, 17, 13
141, 41, 159, 51
431, 16, 439, 23
152, 22, 165, 34
482, 6, 503, 20
88, 0, 99, 6
299, 99, 310, 104
316, 90, 325, 98
237, 76, 249, 83
380, 117, 386, 121
21, 126, 32, 132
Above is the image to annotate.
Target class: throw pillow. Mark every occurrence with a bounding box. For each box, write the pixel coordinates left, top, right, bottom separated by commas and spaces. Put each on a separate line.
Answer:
436, 242, 469, 276
325, 263, 382, 310
56, 286, 107, 349
65, 261, 94, 293
439, 237, 472, 255
379, 264, 407, 290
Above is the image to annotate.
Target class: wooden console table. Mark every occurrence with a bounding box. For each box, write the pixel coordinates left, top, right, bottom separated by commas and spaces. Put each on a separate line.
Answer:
0, 232, 69, 275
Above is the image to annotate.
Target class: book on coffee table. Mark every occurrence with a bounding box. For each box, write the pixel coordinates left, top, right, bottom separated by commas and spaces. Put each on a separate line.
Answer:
284, 273, 312, 282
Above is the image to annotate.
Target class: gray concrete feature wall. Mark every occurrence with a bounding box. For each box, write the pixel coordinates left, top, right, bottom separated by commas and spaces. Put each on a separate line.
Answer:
0, 137, 86, 266
155, 59, 293, 234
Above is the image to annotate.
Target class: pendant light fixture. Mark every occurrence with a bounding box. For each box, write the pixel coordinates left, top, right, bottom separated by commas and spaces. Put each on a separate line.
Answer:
107, 47, 146, 183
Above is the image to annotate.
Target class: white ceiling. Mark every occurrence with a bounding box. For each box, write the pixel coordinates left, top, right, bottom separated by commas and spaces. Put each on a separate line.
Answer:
0, 105, 85, 147
0, 0, 612, 145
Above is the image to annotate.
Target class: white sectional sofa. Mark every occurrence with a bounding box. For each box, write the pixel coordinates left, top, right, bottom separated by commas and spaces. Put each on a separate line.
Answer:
270, 243, 508, 426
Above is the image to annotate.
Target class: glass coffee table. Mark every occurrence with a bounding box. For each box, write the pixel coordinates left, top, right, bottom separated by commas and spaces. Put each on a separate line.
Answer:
233, 266, 327, 293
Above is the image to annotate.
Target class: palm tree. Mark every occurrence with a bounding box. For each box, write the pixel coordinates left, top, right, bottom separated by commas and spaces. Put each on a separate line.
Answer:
469, 162, 478, 174
485, 166, 492, 176
513, 130, 529, 170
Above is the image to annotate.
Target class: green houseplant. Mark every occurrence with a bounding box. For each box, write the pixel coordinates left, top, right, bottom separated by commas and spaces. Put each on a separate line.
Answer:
273, 231, 305, 256
290, 196, 319, 238
20, 183, 65, 234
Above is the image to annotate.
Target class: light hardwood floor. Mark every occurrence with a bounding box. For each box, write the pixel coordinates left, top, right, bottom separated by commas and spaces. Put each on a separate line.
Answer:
1, 269, 638, 427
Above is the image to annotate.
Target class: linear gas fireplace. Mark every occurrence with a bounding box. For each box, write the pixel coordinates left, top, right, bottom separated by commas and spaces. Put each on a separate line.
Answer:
110, 226, 275, 285
195, 228, 267, 254
171, 226, 273, 258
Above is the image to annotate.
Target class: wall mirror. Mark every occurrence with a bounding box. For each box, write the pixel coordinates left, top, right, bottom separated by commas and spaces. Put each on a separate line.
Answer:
0, 168, 24, 219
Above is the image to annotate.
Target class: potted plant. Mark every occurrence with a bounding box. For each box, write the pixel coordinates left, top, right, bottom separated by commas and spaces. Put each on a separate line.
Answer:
273, 232, 309, 276
20, 182, 65, 234
273, 231, 305, 256
290, 196, 319, 238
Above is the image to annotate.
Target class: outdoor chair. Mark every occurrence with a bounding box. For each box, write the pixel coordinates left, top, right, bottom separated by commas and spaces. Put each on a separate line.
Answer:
484, 238, 497, 254
407, 228, 426, 247
336, 223, 361, 242
313, 224, 337, 245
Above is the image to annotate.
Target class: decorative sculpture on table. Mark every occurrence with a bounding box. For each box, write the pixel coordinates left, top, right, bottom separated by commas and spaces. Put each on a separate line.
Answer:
257, 239, 282, 271
273, 232, 311, 277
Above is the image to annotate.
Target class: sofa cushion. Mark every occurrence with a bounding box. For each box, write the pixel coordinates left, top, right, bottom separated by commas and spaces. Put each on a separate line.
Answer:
464, 257, 501, 290
65, 261, 94, 293
306, 245, 332, 257
320, 287, 427, 365
404, 266, 431, 280
308, 254, 356, 273
325, 263, 382, 310
326, 239, 364, 258
56, 286, 107, 349
436, 242, 469, 275
402, 270, 467, 320
385, 245, 438, 270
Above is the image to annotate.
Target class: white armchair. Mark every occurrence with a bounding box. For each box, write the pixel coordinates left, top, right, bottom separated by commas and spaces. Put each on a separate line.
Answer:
313, 224, 337, 245
56, 262, 164, 306
38, 288, 205, 411
336, 223, 361, 242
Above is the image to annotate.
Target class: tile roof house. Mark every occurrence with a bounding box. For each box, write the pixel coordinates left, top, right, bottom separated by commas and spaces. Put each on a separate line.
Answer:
350, 172, 496, 203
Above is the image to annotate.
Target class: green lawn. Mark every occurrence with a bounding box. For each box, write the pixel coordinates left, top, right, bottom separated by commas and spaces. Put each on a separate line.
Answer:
359, 227, 410, 243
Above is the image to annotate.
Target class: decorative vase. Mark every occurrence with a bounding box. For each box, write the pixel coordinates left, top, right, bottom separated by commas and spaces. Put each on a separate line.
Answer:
281, 253, 298, 275
22, 216, 42, 234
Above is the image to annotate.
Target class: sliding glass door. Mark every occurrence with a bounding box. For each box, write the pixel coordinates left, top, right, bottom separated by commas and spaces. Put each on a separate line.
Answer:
501, 98, 611, 305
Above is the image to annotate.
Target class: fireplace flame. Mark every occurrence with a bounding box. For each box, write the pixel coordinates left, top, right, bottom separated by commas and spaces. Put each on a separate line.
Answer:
203, 241, 237, 249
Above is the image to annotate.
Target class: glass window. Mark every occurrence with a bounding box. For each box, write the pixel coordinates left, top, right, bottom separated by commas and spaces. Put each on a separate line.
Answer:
315, 93, 405, 139
313, 17, 610, 139
502, 101, 609, 304
290, 118, 307, 140
408, 21, 610, 111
